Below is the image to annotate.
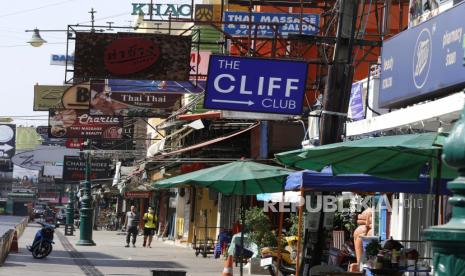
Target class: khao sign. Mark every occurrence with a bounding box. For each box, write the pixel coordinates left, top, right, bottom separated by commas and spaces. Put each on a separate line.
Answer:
131, 3, 192, 17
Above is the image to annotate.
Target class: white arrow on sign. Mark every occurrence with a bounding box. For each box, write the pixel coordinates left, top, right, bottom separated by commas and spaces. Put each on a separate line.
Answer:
212, 99, 254, 106
0, 144, 13, 152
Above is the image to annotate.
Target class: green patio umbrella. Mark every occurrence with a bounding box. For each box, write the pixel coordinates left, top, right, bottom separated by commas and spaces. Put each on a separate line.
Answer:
275, 132, 456, 180
153, 160, 294, 276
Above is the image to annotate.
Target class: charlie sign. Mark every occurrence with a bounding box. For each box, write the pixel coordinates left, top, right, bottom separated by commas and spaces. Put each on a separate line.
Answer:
204, 55, 308, 115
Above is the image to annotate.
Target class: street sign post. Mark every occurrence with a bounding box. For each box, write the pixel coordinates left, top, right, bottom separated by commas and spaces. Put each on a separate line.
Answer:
204, 55, 308, 115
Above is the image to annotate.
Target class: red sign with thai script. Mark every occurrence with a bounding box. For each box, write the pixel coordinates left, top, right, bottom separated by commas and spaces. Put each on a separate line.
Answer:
104, 37, 161, 75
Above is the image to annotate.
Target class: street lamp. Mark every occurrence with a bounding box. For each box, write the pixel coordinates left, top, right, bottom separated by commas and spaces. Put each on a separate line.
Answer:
27, 29, 47, 47
76, 139, 96, 246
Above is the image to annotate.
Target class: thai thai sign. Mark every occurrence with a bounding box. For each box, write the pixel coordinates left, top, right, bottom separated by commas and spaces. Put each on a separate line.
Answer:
63, 155, 113, 182
204, 55, 308, 115
73, 32, 192, 82
48, 109, 124, 139
223, 12, 319, 37
0, 124, 15, 172
89, 80, 182, 117
380, 2, 465, 108
107, 79, 206, 94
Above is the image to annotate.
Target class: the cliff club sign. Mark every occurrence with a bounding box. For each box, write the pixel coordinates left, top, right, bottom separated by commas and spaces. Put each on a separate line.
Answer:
131, 3, 192, 17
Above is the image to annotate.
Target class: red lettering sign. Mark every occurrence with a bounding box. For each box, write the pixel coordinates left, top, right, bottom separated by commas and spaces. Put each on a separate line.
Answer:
104, 37, 160, 75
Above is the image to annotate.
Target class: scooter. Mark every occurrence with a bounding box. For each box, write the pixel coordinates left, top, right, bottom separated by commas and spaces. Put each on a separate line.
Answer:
260, 236, 298, 276
27, 222, 55, 259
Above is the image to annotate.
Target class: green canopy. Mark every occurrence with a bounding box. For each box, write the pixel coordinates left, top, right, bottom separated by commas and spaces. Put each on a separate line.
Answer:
154, 160, 293, 195
275, 132, 456, 180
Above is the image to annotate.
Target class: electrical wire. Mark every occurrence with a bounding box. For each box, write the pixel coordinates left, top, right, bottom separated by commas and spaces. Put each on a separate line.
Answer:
0, 0, 77, 19
0, 42, 66, 48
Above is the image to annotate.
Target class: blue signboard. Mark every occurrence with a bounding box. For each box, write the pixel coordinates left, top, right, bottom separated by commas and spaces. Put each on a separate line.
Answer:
380, 2, 465, 108
223, 11, 319, 38
204, 55, 308, 115
108, 79, 205, 93
349, 82, 365, 121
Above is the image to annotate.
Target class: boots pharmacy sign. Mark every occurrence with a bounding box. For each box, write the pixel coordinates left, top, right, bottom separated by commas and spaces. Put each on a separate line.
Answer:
131, 3, 192, 17
204, 55, 308, 115
379, 2, 465, 108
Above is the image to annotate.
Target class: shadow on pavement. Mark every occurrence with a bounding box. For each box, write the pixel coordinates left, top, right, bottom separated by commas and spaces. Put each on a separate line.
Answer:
7, 250, 186, 269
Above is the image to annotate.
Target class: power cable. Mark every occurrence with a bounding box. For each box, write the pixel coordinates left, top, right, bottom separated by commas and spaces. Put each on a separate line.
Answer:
0, 0, 77, 19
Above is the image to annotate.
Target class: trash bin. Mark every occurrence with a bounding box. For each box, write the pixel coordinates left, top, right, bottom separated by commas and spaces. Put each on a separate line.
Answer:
150, 269, 186, 276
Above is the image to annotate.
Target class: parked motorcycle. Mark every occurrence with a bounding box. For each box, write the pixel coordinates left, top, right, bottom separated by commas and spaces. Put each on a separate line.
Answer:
27, 222, 55, 259
260, 236, 298, 276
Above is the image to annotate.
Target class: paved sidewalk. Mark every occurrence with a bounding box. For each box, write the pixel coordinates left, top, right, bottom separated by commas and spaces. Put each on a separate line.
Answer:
2, 223, 256, 276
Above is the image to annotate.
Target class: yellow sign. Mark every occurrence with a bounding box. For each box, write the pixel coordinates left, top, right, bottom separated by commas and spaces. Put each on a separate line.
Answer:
33, 85, 67, 111
195, 4, 221, 22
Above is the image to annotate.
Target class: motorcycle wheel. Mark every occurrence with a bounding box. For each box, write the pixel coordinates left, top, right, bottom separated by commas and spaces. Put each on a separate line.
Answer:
32, 243, 52, 259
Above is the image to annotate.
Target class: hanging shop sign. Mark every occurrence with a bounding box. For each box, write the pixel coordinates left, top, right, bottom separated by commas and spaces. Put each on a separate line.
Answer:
89, 80, 182, 117
380, 2, 465, 108
33, 85, 67, 111
223, 12, 319, 37
63, 155, 113, 182
348, 82, 365, 121
48, 109, 124, 139
124, 191, 151, 198
107, 79, 206, 94
62, 83, 90, 110
228, 0, 315, 6
36, 126, 66, 146
73, 32, 192, 82
204, 55, 308, 115
50, 54, 74, 66
190, 51, 210, 80
131, 3, 192, 17
194, 4, 221, 22
0, 124, 15, 172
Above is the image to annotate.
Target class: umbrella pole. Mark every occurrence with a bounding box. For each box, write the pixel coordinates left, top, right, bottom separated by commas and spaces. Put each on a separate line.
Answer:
296, 186, 304, 275
240, 181, 245, 276
434, 150, 443, 225
276, 189, 285, 274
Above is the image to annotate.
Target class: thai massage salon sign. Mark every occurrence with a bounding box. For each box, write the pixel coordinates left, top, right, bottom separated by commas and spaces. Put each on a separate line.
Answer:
204, 55, 308, 115
379, 2, 465, 108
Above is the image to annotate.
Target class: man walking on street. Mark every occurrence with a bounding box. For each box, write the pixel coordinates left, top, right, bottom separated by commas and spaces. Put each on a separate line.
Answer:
123, 205, 139, 248
142, 206, 157, 248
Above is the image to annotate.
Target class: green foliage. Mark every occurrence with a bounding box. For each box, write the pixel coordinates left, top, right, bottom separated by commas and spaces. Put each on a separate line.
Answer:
244, 207, 277, 249
366, 240, 381, 257
287, 213, 300, 236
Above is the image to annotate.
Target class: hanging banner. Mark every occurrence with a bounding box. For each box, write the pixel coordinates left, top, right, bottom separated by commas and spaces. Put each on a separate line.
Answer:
190, 51, 210, 80
204, 55, 308, 115
89, 80, 182, 117
348, 82, 365, 121
379, 2, 465, 108
223, 12, 320, 37
0, 124, 16, 172
61, 83, 90, 110
73, 32, 192, 82
33, 85, 67, 111
48, 109, 124, 139
228, 0, 315, 6
63, 155, 113, 182
107, 79, 206, 94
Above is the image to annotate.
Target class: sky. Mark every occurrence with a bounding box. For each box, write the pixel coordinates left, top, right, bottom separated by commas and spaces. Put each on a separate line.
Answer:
0, 0, 198, 126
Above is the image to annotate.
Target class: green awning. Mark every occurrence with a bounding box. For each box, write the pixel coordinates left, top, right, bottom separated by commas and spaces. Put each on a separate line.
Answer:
153, 160, 293, 195
275, 132, 456, 180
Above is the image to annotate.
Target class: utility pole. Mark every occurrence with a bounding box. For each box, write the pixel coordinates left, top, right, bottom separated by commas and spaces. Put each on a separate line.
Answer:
312, 0, 359, 267
319, 0, 359, 145
76, 139, 96, 246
